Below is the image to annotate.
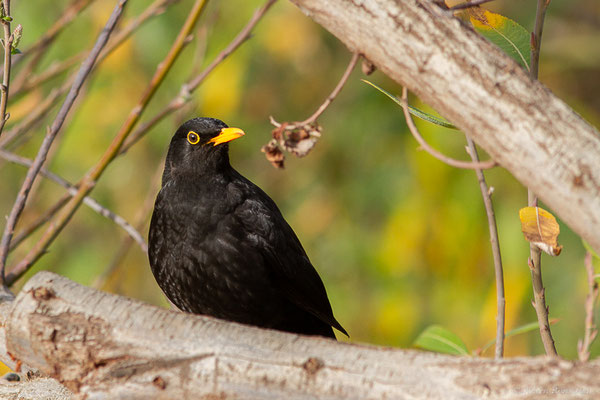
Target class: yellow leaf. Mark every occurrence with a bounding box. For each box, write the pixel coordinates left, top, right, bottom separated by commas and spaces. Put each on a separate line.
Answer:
519, 207, 562, 256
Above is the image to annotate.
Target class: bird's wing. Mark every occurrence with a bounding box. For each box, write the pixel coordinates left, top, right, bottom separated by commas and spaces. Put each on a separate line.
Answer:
233, 178, 347, 336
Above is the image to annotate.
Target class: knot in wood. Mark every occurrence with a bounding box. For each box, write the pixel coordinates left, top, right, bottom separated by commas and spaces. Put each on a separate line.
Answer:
302, 357, 324, 375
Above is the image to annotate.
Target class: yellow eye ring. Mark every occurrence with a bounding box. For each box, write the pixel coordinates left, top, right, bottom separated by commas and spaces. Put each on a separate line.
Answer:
187, 131, 200, 145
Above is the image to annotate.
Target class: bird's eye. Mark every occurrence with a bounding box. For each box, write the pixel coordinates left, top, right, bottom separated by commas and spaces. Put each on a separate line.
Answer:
187, 131, 200, 145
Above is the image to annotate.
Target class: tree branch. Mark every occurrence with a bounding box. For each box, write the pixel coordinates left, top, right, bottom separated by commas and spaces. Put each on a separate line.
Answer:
1, 271, 599, 399
287, 0, 600, 253
401, 87, 496, 170
0, 149, 147, 253
578, 251, 598, 361
465, 137, 505, 359
0, 0, 128, 284
0, 0, 13, 137
526, 0, 557, 357
0, 0, 179, 150
270, 52, 359, 130
5, 0, 208, 286
122, 0, 277, 152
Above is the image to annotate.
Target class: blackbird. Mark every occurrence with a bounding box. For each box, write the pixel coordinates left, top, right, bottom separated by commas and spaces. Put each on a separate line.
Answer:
149, 117, 347, 339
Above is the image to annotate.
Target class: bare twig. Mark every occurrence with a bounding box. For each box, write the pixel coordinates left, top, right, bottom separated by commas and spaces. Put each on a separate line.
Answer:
0, 0, 179, 149
465, 137, 505, 358
6, 0, 208, 286
0, 149, 147, 253
0, 88, 62, 149
92, 166, 162, 290
12, 53, 81, 98
528, 253, 557, 356
17, 0, 93, 59
8, 194, 70, 252
530, 0, 550, 80
578, 251, 598, 361
270, 53, 359, 130
10, 0, 94, 95
0, 0, 129, 285
123, 0, 277, 152
400, 87, 497, 170
449, 0, 497, 11
0, 0, 14, 137
527, 0, 557, 357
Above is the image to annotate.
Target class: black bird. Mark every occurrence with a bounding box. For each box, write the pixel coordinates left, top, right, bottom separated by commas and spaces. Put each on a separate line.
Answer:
149, 117, 347, 339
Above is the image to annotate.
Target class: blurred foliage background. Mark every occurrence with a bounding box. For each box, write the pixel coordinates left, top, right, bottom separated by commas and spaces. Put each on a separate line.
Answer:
1, 0, 599, 363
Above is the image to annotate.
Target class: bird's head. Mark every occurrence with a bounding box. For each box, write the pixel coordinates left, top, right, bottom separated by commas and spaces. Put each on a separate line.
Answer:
162, 117, 245, 182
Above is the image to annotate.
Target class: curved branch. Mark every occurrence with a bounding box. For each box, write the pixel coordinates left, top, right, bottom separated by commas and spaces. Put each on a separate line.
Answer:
6, 0, 208, 286
0, 0, 128, 283
0, 150, 147, 253
401, 87, 497, 170
270, 52, 359, 130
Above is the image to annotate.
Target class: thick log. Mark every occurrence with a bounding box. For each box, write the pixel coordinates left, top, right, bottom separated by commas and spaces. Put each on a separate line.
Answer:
290, 0, 600, 252
1, 271, 599, 399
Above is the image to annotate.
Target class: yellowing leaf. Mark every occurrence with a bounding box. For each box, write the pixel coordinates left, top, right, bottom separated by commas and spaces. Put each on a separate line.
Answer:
464, 7, 531, 70
519, 207, 562, 256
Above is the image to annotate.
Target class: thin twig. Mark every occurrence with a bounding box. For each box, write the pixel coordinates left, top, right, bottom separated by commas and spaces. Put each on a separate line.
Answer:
123, 0, 277, 152
10, 0, 94, 95
449, 0, 497, 11
92, 165, 162, 290
0, 0, 179, 150
0, 0, 129, 285
270, 53, 359, 130
0, 88, 62, 149
0, 149, 147, 252
528, 254, 557, 356
527, 0, 557, 357
15, 0, 93, 60
400, 87, 497, 170
6, 0, 208, 286
465, 137, 505, 358
578, 251, 598, 361
0, 0, 13, 137
8, 194, 71, 252
530, 0, 550, 80
12, 53, 81, 98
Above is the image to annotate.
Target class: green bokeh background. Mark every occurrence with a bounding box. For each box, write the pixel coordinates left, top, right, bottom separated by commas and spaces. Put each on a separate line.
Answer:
2, 0, 599, 361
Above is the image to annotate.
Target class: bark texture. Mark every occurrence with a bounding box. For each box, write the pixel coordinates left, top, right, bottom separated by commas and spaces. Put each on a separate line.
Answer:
0, 272, 599, 399
290, 0, 600, 252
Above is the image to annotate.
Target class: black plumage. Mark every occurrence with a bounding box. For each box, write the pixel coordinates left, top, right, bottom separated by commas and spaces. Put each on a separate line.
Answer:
148, 117, 347, 339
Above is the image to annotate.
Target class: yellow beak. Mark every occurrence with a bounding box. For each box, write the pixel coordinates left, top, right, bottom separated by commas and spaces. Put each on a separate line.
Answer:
208, 127, 245, 146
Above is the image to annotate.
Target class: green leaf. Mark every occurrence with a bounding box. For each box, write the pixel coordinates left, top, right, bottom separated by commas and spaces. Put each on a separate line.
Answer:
466, 8, 530, 70
362, 79, 458, 130
478, 319, 559, 355
10, 47, 20, 55
1, 16, 12, 22
414, 325, 469, 355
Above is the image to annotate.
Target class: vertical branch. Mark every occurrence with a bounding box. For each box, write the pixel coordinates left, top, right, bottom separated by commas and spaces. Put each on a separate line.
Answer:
465, 137, 505, 359
0, 0, 13, 137
6, 0, 208, 285
527, 0, 557, 357
0, 0, 129, 284
123, 0, 278, 152
530, 0, 550, 80
578, 251, 598, 361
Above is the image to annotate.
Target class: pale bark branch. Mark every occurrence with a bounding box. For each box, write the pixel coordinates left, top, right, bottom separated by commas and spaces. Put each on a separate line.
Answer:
289, 0, 600, 254
0, 271, 598, 399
